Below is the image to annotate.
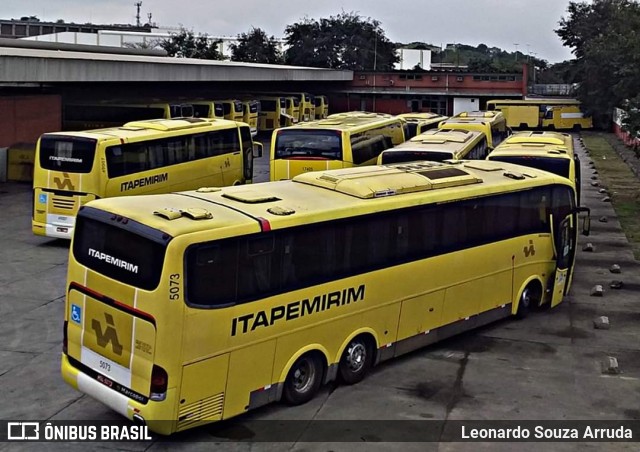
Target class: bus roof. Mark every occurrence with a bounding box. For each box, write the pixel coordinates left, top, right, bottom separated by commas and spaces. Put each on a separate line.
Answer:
279, 112, 401, 132
503, 131, 573, 147
396, 112, 448, 123
83, 160, 568, 239
391, 129, 484, 150
42, 117, 242, 140
488, 131, 574, 159
453, 111, 503, 120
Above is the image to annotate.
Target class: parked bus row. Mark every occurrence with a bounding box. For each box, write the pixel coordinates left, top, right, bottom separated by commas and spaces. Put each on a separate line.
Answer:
269, 109, 510, 181
62, 94, 330, 134
486, 98, 593, 131
34, 106, 581, 242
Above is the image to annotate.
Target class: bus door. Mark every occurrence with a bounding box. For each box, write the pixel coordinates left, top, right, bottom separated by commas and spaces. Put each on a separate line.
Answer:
549, 215, 573, 307
549, 208, 589, 307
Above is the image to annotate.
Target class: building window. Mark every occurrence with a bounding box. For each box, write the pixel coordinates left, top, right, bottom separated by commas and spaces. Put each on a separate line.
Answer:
456, 76, 464, 82
431, 76, 439, 81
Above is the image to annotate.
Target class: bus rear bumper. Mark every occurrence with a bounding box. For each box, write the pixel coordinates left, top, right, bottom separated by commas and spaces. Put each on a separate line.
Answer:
61, 354, 177, 435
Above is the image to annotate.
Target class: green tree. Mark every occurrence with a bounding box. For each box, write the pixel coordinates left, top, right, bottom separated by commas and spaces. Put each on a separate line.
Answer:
160, 27, 224, 60
556, 0, 640, 129
229, 27, 283, 64
284, 12, 398, 70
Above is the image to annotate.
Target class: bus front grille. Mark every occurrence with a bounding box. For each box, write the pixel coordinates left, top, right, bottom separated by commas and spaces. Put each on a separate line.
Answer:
177, 392, 225, 430
52, 196, 76, 210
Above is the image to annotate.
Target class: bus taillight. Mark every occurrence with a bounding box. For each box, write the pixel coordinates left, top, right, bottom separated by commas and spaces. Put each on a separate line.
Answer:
63, 320, 68, 354
150, 365, 168, 401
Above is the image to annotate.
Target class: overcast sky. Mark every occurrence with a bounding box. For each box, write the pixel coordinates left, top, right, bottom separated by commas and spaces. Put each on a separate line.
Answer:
5, 0, 580, 63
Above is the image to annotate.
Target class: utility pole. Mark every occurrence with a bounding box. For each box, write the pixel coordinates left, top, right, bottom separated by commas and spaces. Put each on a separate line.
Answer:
514, 43, 519, 61
134, 1, 142, 27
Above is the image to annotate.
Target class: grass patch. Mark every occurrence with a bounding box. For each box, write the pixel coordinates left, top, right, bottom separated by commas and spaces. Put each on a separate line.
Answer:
581, 132, 640, 260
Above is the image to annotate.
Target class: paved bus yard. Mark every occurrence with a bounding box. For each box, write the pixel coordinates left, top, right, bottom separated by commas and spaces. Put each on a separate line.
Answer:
0, 137, 639, 451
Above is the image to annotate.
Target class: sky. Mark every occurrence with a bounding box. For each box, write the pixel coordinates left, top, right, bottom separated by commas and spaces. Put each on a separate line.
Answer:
4, 0, 581, 63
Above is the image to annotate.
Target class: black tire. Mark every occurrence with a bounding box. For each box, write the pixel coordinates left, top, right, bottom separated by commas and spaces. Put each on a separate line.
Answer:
516, 285, 536, 319
282, 354, 323, 405
338, 336, 373, 385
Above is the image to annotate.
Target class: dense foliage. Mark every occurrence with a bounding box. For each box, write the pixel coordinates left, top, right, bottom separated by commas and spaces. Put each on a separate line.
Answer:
284, 12, 399, 70
556, 0, 640, 131
229, 27, 283, 64
160, 28, 224, 60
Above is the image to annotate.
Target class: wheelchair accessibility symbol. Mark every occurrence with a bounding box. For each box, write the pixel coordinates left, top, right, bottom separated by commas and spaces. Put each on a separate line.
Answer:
71, 304, 82, 325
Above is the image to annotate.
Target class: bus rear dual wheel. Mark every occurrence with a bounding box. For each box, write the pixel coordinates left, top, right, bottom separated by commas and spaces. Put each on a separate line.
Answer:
282, 336, 374, 405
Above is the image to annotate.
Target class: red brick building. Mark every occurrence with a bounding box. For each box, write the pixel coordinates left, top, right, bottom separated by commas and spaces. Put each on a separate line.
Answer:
329, 65, 527, 116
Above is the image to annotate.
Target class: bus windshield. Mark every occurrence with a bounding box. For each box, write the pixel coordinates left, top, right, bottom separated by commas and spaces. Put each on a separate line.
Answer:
275, 130, 342, 160
490, 155, 571, 179
73, 211, 168, 291
39, 136, 97, 173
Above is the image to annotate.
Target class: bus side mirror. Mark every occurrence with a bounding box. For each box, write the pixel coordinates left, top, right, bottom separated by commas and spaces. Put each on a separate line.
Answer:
582, 215, 591, 236
573, 207, 591, 236
253, 142, 263, 158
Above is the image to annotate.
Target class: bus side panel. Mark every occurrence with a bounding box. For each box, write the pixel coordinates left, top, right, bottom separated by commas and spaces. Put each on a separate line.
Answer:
397, 291, 445, 339
178, 353, 229, 431
440, 246, 512, 324
507, 106, 539, 128
223, 339, 276, 419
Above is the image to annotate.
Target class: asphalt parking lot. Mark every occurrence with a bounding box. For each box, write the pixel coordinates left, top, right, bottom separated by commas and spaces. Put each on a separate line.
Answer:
0, 136, 639, 451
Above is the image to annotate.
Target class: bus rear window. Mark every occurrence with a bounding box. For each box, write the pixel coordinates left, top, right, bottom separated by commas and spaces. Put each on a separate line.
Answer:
490, 156, 571, 179
39, 136, 97, 173
73, 212, 168, 291
275, 130, 342, 160
382, 150, 453, 164
261, 100, 277, 111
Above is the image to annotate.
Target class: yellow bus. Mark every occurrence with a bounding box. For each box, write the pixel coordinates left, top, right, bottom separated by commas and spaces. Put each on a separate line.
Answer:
61, 160, 589, 435
486, 131, 582, 203
439, 111, 509, 149
314, 95, 329, 119
270, 112, 405, 181
485, 99, 590, 130
284, 97, 301, 124
397, 112, 449, 139
377, 129, 488, 164
218, 99, 245, 122
241, 100, 260, 137
257, 97, 294, 132
191, 101, 225, 119
541, 105, 593, 131
63, 102, 195, 131
33, 118, 262, 239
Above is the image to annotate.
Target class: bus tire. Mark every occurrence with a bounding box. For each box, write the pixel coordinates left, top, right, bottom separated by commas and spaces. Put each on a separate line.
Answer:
338, 335, 373, 385
282, 353, 323, 405
516, 282, 541, 319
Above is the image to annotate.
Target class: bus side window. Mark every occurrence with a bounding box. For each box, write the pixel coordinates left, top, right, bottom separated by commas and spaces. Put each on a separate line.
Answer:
238, 236, 277, 300
193, 134, 207, 159
187, 241, 239, 307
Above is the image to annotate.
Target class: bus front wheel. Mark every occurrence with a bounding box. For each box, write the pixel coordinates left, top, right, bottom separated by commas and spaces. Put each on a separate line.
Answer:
282, 353, 323, 405
339, 335, 373, 385
516, 283, 541, 319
